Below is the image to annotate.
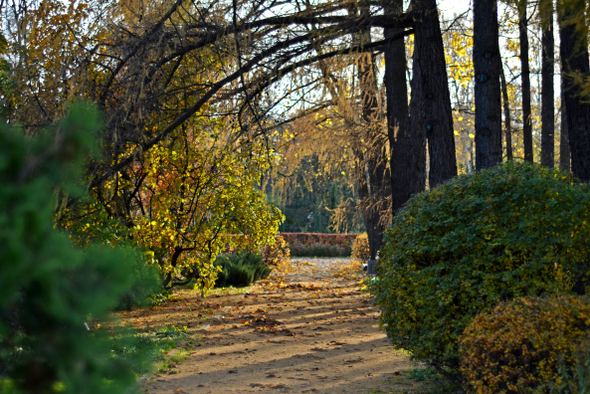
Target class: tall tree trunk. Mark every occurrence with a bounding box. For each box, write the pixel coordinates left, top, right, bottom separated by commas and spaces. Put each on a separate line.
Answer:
473, 0, 503, 170
559, 0, 590, 182
560, 84, 570, 170
384, 0, 422, 215
410, 0, 457, 188
519, 0, 533, 162
540, 0, 555, 167
500, 58, 513, 160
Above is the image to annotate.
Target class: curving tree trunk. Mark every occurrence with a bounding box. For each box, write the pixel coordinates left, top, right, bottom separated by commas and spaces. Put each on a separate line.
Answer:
473, 0, 502, 170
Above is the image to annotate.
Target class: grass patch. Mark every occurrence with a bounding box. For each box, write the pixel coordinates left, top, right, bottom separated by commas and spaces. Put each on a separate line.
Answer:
408, 366, 462, 394
409, 367, 438, 382
390, 348, 412, 357
169, 349, 191, 365
210, 285, 250, 296
111, 324, 203, 377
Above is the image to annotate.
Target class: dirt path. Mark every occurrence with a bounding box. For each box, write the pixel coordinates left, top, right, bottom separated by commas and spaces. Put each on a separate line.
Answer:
135, 258, 421, 394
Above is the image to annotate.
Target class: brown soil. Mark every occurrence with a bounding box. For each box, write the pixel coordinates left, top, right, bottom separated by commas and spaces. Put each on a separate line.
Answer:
122, 258, 426, 394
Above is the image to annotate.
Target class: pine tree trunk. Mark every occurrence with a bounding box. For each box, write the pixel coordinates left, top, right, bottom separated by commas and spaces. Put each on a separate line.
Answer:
410, 0, 457, 189
384, 0, 423, 214
519, 0, 533, 163
559, 1, 590, 182
540, 0, 555, 168
473, 0, 503, 170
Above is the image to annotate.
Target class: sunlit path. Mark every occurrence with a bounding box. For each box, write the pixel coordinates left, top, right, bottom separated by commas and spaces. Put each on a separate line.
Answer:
138, 258, 422, 394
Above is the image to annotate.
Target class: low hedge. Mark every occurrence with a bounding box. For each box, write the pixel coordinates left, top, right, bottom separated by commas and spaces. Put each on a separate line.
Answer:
280, 233, 356, 257
279, 233, 356, 248
289, 242, 351, 257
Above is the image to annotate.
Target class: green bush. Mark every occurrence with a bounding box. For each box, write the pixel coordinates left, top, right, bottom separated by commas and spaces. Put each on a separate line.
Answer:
373, 162, 590, 377
214, 253, 272, 287
0, 104, 156, 393
460, 296, 590, 393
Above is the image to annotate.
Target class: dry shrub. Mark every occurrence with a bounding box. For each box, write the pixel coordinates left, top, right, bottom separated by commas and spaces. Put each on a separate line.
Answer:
261, 235, 290, 266
351, 233, 370, 263
460, 295, 590, 393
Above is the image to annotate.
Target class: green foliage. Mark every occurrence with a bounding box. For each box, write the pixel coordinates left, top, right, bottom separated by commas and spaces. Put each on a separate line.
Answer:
556, 343, 590, 394
0, 103, 155, 394
373, 162, 590, 376
460, 296, 590, 393
214, 253, 272, 287
116, 255, 161, 311
351, 233, 370, 263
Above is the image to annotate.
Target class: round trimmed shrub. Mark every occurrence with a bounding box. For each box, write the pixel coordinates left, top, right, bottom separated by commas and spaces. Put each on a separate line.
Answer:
373, 162, 590, 376
460, 295, 590, 393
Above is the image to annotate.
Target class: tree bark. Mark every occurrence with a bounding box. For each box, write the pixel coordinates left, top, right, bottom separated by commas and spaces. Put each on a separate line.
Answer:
519, 0, 533, 163
473, 0, 503, 170
354, 3, 388, 260
540, 0, 554, 167
384, 0, 423, 215
410, 0, 457, 188
500, 57, 513, 160
559, 0, 590, 182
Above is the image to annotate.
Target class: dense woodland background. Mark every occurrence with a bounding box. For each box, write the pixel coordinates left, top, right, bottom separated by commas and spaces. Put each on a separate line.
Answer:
4, 1, 590, 392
